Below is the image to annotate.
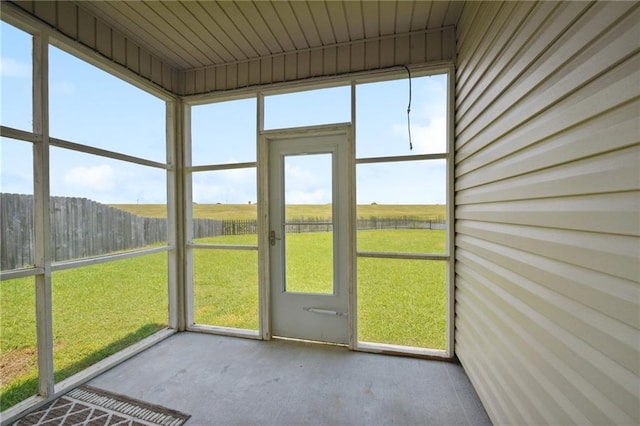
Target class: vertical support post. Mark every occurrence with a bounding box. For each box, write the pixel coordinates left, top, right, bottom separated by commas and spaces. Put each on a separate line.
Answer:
183, 103, 194, 328
257, 93, 270, 340
445, 65, 456, 358
33, 32, 54, 396
167, 100, 183, 330
349, 80, 358, 350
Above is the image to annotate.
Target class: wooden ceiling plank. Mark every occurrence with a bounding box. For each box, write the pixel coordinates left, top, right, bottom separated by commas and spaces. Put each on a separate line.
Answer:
394, 1, 415, 34
410, 0, 431, 32
325, 1, 350, 43
361, 1, 379, 38
180, 1, 246, 62
427, 1, 449, 29
197, 1, 259, 59
342, 1, 365, 41
378, 1, 397, 35
307, 1, 336, 46
89, 1, 199, 69
159, 2, 229, 64
289, 1, 321, 48
272, 1, 311, 50
253, 1, 296, 52
219, 1, 272, 57
234, 1, 283, 55
118, 1, 206, 66
443, 1, 467, 28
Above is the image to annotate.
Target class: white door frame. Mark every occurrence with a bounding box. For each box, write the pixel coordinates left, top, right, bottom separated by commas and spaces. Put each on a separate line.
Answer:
258, 123, 356, 348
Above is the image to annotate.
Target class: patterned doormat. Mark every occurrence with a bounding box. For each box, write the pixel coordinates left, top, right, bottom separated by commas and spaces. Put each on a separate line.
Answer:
13, 385, 190, 426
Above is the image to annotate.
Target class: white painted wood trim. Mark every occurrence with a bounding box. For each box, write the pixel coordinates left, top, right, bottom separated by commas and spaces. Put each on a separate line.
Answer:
357, 252, 449, 261
0, 268, 44, 280
356, 341, 450, 360
166, 100, 180, 330
32, 31, 54, 399
257, 93, 271, 340
188, 244, 258, 251
348, 83, 357, 350
187, 324, 261, 340
0, 125, 39, 142
50, 137, 169, 169
356, 153, 447, 163
50, 246, 172, 272
260, 123, 353, 138
446, 64, 456, 358
188, 162, 257, 173
183, 104, 195, 329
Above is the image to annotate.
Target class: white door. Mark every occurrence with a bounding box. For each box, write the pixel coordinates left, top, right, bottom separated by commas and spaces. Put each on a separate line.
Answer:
267, 127, 353, 344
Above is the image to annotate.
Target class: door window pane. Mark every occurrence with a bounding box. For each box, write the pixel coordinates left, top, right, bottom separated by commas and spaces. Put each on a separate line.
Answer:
284, 154, 333, 294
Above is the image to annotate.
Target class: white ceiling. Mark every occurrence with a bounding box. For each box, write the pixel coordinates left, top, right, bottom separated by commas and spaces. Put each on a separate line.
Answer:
76, 1, 465, 71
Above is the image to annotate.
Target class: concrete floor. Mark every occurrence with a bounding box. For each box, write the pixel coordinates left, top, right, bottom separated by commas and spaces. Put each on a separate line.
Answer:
88, 332, 491, 425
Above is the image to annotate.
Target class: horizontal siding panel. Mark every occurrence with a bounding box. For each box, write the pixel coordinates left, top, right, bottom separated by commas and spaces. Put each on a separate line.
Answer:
456, 221, 638, 282
455, 231, 639, 329
455, 1, 520, 102
455, 2, 638, 425
458, 41, 639, 169
456, 296, 588, 425
456, 191, 640, 236
455, 99, 640, 187
457, 238, 639, 377
456, 1, 589, 130
456, 145, 639, 204
457, 262, 638, 424
457, 3, 638, 155
455, 0, 539, 114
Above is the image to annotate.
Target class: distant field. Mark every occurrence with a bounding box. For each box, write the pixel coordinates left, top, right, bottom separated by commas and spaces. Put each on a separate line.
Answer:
110, 203, 446, 221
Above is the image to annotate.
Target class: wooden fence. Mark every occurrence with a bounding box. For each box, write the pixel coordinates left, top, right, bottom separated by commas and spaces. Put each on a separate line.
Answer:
1, 194, 221, 270
1, 193, 445, 271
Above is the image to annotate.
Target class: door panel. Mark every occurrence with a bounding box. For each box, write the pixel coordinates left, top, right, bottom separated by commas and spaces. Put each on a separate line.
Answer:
268, 129, 352, 344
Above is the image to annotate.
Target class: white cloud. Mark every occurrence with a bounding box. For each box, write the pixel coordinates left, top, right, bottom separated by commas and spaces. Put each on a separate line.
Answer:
63, 165, 115, 192
0, 56, 30, 77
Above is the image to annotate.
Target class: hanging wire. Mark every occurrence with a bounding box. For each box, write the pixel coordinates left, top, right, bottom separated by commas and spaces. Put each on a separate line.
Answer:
403, 65, 413, 151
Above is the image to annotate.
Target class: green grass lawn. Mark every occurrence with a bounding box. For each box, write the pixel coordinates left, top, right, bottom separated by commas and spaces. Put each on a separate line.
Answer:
1, 223, 446, 411
111, 203, 446, 221
193, 229, 446, 348
0, 253, 168, 411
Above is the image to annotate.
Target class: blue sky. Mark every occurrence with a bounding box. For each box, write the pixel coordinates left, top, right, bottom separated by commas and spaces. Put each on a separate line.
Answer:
1, 20, 447, 206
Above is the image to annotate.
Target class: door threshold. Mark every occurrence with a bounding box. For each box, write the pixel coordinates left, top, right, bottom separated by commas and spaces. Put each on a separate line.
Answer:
271, 336, 348, 348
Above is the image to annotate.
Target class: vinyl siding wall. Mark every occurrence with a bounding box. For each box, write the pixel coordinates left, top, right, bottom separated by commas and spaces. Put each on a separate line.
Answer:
454, 1, 639, 425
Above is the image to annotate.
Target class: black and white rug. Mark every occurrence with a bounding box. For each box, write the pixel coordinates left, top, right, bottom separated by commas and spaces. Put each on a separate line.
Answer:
13, 385, 190, 426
